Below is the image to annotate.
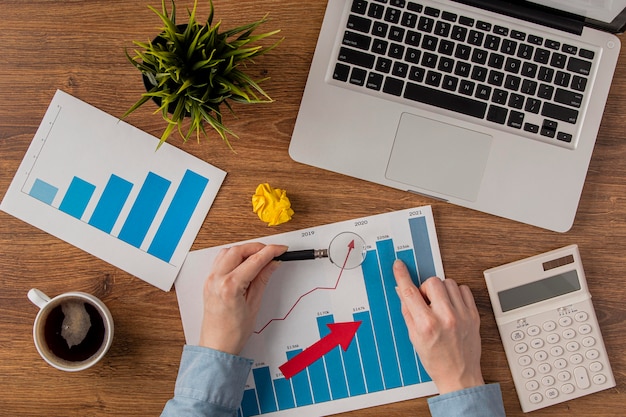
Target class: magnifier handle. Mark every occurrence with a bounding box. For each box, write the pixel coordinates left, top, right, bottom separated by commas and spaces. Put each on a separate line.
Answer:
274, 249, 328, 262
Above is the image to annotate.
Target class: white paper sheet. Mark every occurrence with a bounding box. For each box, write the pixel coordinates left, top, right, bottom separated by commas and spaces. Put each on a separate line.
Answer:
0, 90, 226, 291
175, 206, 444, 416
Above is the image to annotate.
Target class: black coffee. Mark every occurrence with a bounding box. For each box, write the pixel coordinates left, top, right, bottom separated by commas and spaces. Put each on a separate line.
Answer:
43, 301, 106, 362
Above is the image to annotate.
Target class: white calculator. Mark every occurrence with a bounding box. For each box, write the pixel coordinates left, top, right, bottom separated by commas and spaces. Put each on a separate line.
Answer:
483, 245, 615, 412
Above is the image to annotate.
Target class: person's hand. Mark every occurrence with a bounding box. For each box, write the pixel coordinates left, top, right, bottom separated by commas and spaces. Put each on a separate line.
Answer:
393, 259, 485, 394
198, 243, 288, 355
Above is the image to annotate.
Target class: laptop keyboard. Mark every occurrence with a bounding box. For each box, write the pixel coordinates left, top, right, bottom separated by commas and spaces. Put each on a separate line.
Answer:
331, 0, 598, 149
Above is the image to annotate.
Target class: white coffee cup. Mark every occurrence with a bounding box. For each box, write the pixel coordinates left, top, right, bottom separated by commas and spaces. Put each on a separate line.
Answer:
28, 288, 114, 372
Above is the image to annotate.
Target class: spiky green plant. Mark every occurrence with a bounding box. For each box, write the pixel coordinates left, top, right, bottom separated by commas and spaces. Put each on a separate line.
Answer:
124, 0, 282, 149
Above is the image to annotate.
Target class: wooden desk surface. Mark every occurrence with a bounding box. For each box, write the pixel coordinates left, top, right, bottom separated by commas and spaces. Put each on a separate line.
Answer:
1, 1, 624, 415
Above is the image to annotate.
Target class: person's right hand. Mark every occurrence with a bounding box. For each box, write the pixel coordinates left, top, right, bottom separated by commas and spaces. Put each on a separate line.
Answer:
393, 259, 485, 394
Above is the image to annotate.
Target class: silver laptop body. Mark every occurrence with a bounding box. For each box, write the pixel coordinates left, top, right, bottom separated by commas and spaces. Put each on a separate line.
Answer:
290, 0, 623, 232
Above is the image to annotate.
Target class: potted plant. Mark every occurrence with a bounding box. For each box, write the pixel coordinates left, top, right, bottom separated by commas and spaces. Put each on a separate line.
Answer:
124, 0, 282, 148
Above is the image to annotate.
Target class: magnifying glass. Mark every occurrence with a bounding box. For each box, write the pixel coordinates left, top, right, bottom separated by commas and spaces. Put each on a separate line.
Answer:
274, 231, 367, 269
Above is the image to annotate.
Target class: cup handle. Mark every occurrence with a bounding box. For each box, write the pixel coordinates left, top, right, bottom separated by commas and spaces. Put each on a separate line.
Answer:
27, 288, 51, 309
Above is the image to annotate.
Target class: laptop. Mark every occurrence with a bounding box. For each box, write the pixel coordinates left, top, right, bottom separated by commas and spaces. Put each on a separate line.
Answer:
289, 0, 624, 232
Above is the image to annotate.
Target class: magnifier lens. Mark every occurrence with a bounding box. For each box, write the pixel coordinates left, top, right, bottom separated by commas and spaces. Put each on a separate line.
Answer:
328, 232, 367, 269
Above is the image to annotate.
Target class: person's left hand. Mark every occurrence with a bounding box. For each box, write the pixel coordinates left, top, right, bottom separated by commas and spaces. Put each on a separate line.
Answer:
198, 243, 288, 355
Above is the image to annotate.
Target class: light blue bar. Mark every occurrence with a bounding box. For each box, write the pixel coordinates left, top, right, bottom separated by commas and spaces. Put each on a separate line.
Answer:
118, 172, 170, 248
88, 174, 133, 233
316, 315, 349, 400
286, 349, 313, 407
29, 179, 58, 205
409, 216, 436, 284
147, 169, 209, 262
397, 249, 420, 286
377, 240, 420, 386
252, 366, 277, 413
241, 389, 260, 417
342, 314, 367, 396
352, 311, 384, 393
361, 249, 402, 389
59, 176, 96, 219
273, 378, 295, 410
308, 349, 331, 403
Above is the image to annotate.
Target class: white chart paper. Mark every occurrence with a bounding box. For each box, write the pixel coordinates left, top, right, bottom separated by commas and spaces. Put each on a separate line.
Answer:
176, 206, 443, 416
1, 90, 226, 291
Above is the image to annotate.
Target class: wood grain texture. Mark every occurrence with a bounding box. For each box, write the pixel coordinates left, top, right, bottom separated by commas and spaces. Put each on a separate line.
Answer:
0, 1, 624, 416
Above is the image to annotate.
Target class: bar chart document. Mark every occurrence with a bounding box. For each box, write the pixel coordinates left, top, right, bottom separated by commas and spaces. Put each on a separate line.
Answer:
0, 90, 226, 291
175, 206, 443, 416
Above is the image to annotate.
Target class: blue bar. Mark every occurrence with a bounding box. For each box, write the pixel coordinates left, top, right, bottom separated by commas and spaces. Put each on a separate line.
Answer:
273, 378, 295, 410
316, 315, 349, 400
361, 249, 402, 389
88, 174, 133, 233
377, 240, 420, 386
397, 249, 420, 286
342, 312, 367, 396
286, 349, 313, 406
118, 172, 170, 248
59, 176, 96, 219
307, 349, 331, 403
409, 216, 436, 284
352, 311, 384, 393
29, 179, 58, 205
147, 170, 209, 262
241, 389, 260, 417
252, 366, 277, 413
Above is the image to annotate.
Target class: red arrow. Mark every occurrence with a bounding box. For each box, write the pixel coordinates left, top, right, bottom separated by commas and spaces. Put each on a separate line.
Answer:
279, 321, 362, 379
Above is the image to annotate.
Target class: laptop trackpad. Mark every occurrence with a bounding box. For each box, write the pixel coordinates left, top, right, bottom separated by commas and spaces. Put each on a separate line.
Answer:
385, 113, 492, 202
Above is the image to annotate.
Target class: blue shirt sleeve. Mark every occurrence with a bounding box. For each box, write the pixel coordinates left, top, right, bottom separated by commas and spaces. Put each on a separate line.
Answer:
427, 383, 506, 417
161, 345, 252, 417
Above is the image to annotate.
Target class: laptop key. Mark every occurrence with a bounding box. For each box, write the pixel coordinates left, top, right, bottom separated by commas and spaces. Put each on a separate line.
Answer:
487, 105, 508, 124
542, 102, 579, 123
347, 15, 372, 33
383, 76, 405, 96
404, 82, 488, 118
333, 63, 351, 81
338, 47, 376, 69
567, 57, 592, 75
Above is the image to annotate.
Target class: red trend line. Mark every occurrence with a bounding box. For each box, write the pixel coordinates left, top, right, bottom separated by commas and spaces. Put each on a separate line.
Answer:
253, 239, 356, 334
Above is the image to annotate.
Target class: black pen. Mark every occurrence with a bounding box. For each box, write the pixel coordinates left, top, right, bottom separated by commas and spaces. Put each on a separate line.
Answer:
274, 249, 328, 262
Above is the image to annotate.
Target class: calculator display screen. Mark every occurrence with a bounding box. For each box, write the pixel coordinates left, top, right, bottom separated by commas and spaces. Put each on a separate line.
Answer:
498, 270, 581, 312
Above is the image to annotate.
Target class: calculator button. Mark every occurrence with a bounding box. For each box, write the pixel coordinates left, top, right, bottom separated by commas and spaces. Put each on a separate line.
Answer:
566, 341, 580, 352
582, 336, 596, 347
570, 354, 584, 365
585, 349, 600, 360
531, 338, 544, 349
543, 320, 556, 331
554, 358, 568, 369
527, 325, 541, 336
545, 388, 559, 399
542, 375, 555, 386
511, 330, 525, 341
522, 367, 536, 378
551, 346, 564, 357
558, 370, 571, 381
559, 316, 573, 327
529, 392, 543, 404
593, 373, 607, 385
547, 333, 560, 344
589, 361, 603, 372
526, 380, 539, 391
519, 355, 532, 366
535, 350, 548, 361
574, 366, 591, 389
579, 324, 592, 335
515, 342, 529, 353
563, 329, 577, 339
538, 363, 552, 374
575, 311, 588, 322
561, 383, 575, 394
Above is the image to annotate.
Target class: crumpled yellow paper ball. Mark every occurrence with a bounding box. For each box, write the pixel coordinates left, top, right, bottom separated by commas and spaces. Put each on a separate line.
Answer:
252, 183, 295, 226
